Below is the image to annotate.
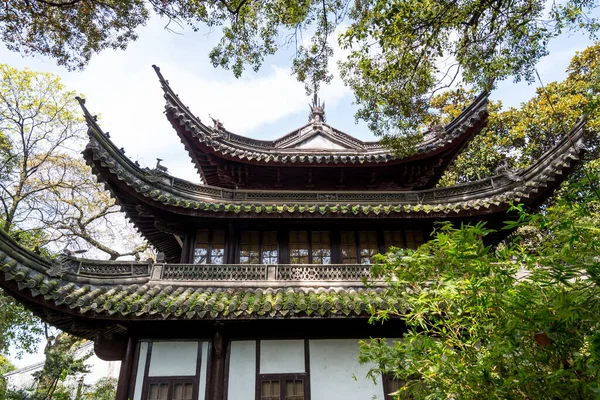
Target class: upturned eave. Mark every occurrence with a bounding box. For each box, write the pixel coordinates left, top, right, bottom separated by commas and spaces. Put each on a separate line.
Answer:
80, 97, 588, 220
0, 228, 399, 339
153, 65, 490, 188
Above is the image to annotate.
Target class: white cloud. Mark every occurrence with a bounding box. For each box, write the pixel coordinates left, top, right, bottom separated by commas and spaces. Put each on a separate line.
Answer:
47, 19, 355, 181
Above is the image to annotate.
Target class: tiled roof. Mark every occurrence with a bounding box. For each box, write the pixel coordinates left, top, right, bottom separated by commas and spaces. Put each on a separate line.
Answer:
0, 230, 400, 336
154, 65, 489, 165
81, 106, 588, 219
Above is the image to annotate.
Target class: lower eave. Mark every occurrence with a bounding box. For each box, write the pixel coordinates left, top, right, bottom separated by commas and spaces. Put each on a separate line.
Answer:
0, 229, 400, 339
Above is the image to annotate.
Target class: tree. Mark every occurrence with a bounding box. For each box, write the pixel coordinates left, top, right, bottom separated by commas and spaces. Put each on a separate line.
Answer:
0, 64, 151, 360
1, 1, 598, 143
357, 45, 600, 399
0, 354, 16, 391
0, 64, 149, 259
433, 43, 600, 186
0, 64, 85, 234
32, 333, 91, 400
82, 377, 117, 400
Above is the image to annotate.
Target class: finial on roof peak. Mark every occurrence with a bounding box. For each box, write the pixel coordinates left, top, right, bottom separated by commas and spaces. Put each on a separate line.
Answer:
308, 92, 325, 123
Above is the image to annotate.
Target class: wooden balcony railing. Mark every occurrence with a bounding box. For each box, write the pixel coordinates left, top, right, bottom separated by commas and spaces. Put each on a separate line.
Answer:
159, 264, 373, 282
65, 260, 379, 284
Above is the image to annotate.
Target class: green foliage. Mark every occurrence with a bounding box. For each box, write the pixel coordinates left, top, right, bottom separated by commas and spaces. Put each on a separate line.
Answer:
339, 0, 598, 142
81, 377, 117, 400
2, 1, 598, 145
0, 1, 148, 71
358, 46, 600, 398
360, 163, 600, 398
437, 43, 600, 185
0, 62, 151, 379
0, 354, 15, 375
33, 333, 91, 400
0, 225, 45, 358
0, 64, 150, 259
0, 63, 85, 235
0, 354, 16, 394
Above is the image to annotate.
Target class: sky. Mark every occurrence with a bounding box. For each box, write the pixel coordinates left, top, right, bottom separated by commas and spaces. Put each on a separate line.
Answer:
0, 9, 597, 369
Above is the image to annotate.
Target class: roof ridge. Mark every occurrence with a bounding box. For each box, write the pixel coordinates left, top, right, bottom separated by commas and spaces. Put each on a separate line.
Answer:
152, 65, 490, 162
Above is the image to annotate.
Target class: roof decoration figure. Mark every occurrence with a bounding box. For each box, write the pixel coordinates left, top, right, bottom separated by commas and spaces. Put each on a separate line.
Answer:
209, 115, 224, 134
308, 93, 326, 123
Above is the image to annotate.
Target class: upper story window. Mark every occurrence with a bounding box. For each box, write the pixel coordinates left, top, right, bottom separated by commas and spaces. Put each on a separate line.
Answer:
405, 230, 424, 249
239, 231, 279, 264
384, 230, 424, 250
384, 231, 404, 250
194, 230, 225, 264
289, 231, 309, 264
289, 231, 331, 264
340, 231, 357, 264
192, 228, 424, 265
240, 231, 260, 264
311, 231, 331, 264
358, 231, 378, 265
262, 231, 278, 264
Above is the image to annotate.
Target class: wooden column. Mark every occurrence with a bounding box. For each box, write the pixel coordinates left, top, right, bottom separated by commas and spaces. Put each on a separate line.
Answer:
181, 232, 195, 263
116, 336, 136, 400
209, 323, 227, 400
226, 222, 236, 264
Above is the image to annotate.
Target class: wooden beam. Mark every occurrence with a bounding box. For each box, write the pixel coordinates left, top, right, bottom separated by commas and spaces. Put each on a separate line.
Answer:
209, 323, 227, 400
94, 332, 128, 361
115, 336, 136, 400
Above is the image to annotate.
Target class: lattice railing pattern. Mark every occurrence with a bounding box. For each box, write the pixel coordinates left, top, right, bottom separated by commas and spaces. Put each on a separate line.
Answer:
78, 263, 150, 276
159, 264, 373, 281
276, 265, 371, 281
162, 174, 514, 204
161, 264, 267, 281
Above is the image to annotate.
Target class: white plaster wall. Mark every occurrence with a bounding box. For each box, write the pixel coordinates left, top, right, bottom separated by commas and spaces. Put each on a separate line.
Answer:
4, 362, 43, 390
133, 341, 149, 400
260, 340, 305, 374
227, 341, 256, 400
133, 341, 207, 400
296, 135, 347, 150
148, 341, 198, 377
309, 339, 383, 400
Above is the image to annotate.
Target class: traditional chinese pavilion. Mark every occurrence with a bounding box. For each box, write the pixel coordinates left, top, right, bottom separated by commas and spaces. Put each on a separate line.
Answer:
0, 65, 588, 400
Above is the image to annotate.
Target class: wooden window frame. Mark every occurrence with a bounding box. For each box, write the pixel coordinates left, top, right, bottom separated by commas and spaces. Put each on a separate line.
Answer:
288, 231, 311, 264
143, 377, 198, 400
139, 341, 203, 400
261, 231, 279, 265
357, 230, 379, 265
251, 339, 312, 400
237, 230, 280, 264
239, 230, 261, 265
288, 231, 332, 265
257, 373, 309, 400
340, 230, 358, 264
309, 231, 331, 265
383, 230, 406, 252
194, 229, 226, 264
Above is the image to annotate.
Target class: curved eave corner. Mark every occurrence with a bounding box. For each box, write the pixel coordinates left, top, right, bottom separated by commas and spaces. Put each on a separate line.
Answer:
76, 97, 182, 262
153, 64, 490, 166
78, 102, 588, 220
0, 229, 401, 337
